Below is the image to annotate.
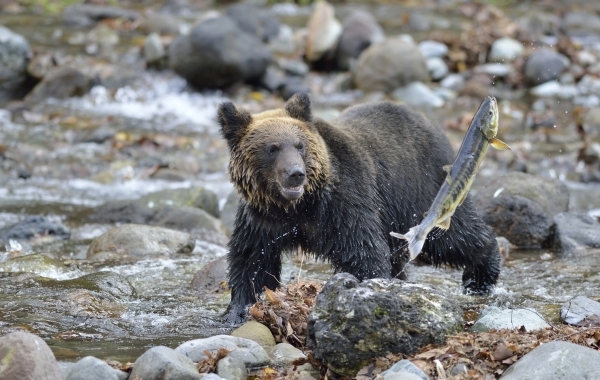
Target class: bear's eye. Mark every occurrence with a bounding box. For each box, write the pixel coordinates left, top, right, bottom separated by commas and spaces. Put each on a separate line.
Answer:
267, 144, 279, 155
296, 142, 304, 151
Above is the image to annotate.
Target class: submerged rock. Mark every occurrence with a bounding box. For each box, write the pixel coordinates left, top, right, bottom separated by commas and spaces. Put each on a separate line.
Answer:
129, 346, 201, 380
560, 296, 600, 327
500, 341, 600, 379
0, 331, 63, 380
0, 25, 31, 102
62, 4, 140, 27
548, 213, 600, 255
306, 273, 463, 377
175, 335, 271, 368
48, 271, 136, 298
471, 306, 551, 332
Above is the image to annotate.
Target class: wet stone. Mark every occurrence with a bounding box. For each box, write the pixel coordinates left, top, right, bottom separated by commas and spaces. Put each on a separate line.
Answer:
129, 346, 201, 380
267, 343, 306, 367
191, 256, 229, 294
216, 355, 247, 380
60, 289, 127, 318
175, 335, 271, 368
560, 296, 600, 327
231, 320, 276, 349
0, 331, 63, 380
471, 306, 551, 333
549, 213, 600, 255
0, 254, 69, 278
48, 271, 136, 298
65, 356, 127, 380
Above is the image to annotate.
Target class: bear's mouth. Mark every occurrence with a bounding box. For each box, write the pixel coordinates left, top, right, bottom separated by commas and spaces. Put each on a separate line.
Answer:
281, 185, 304, 200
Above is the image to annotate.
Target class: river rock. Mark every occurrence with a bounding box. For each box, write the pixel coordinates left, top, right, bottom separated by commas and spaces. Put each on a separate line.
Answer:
268, 24, 296, 56
175, 335, 271, 367
561, 11, 600, 37
216, 355, 247, 380
144, 33, 166, 67
191, 256, 228, 293
354, 37, 429, 93
280, 77, 311, 100
417, 40, 448, 58
221, 190, 240, 233
473, 172, 570, 248
305, 0, 342, 62
87, 224, 194, 260
226, 3, 280, 43
169, 16, 271, 89
391, 81, 444, 108
25, 66, 94, 103
440, 73, 465, 92
267, 343, 306, 367
426, 57, 448, 80
151, 205, 228, 243
60, 289, 127, 318
488, 37, 525, 62
380, 359, 429, 380
0, 254, 69, 278
51, 271, 136, 298
65, 356, 127, 380
499, 341, 600, 380
0, 215, 70, 242
471, 306, 551, 332
335, 10, 384, 70
231, 320, 275, 349
560, 296, 600, 327
130, 346, 201, 380
0, 25, 31, 102
523, 49, 569, 86
548, 213, 600, 255
0, 331, 63, 380
306, 273, 463, 377
62, 4, 140, 27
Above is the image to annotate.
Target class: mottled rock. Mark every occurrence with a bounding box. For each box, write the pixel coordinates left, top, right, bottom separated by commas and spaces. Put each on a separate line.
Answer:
524, 49, 569, 86
175, 335, 271, 368
267, 343, 306, 367
0, 331, 62, 380
307, 273, 463, 376
129, 346, 201, 380
560, 296, 600, 327
305, 0, 342, 62
87, 224, 194, 260
488, 37, 525, 62
191, 256, 228, 294
471, 306, 551, 332
226, 3, 280, 43
231, 320, 276, 348
391, 82, 444, 108
473, 172, 569, 248
169, 16, 271, 89
25, 66, 94, 103
65, 356, 127, 380
549, 213, 600, 255
354, 37, 429, 93
500, 341, 600, 379
0, 25, 31, 102
216, 355, 247, 380
380, 359, 429, 380
335, 10, 384, 70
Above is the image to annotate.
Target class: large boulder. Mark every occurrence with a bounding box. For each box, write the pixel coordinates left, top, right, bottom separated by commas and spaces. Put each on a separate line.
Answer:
0, 331, 63, 380
354, 37, 429, 93
500, 341, 600, 380
0, 25, 31, 102
335, 10, 384, 71
473, 172, 569, 248
548, 213, 600, 255
306, 273, 463, 377
169, 16, 271, 89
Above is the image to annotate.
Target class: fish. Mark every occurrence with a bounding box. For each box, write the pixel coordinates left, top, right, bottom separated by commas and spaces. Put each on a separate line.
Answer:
390, 96, 511, 261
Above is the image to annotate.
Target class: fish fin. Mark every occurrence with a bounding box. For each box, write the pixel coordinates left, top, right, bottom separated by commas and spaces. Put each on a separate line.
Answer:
490, 138, 511, 151
437, 217, 451, 231
390, 227, 426, 261
443, 165, 452, 184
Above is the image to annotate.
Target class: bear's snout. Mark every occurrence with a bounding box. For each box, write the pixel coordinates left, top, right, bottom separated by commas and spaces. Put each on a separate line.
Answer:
280, 164, 306, 200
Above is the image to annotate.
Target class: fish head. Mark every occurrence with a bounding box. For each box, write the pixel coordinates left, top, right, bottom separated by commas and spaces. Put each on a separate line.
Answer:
474, 96, 499, 140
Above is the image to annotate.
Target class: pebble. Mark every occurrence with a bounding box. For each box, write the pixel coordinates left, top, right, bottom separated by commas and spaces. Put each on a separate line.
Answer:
426, 57, 448, 80
417, 40, 448, 58
439, 73, 465, 91
474, 63, 512, 77
392, 82, 444, 107
488, 37, 525, 62
144, 33, 165, 64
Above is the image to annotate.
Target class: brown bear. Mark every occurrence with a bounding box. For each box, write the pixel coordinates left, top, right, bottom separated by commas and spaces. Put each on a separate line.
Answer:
218, 93, 500, 324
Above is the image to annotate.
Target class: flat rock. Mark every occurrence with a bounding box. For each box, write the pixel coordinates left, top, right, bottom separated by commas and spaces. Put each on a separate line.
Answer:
175, 335, 271, 368
560, 296, 600, 327
548, 212, 600, 255
62, 4, 140, 27
471, 306, 551, 332
129, 346, 201, 380
417, 40, 448, 58
307, 273, 462, 377
0, 331, 62, 380
500, 341, 600, 379
48, 271, 136, 298
0, 253, 69, 278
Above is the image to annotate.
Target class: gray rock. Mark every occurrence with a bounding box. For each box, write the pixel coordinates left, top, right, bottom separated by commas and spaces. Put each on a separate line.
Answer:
583, 142, 600, 164
202, 375, 225, 380
433, 87, 457, 101
417, 40, 448, 58
191, 256, 229, 294
524, 50, 569, 86
25, 66, 94, 103
130, 346, 201, 380
27, 52, 56, 79
226, 3, 280, 43
384, 373, 426, 380
305, 0, 342, 62
62, 4, 140, 27
175, 335, 271, 368
216, 355, 247, 380
260, 65, 285, 92
392, 82, 444, 108
151, 168, 189, 181
60, 289, 127, 318
488, 37, 525, 62
169, 16, 271, 89
335, 10, 384, 71
449, 362, 469, 377
151, 206, 228, 244
529, 80, 562, 98
65, 356, 127, 380
380, 359, 429, 380
0, 331, 62, 380
440, 73, 465, 91
0, 254, 69, 277
277, 58, 309, 77
354, 37, 429, 93
87, 224, 194, 260
267, 343, 306, 367
307, 273, 463, 377
0, 215, 70, 242
426, 57, 448, 80
474, 63, 512, 77
281, 77, 311, 101
144, 33, 166, 65
221, 190, 239, 234
231, 320, 276, 349
0, 25, 31, 102
473, 172, 570, 248
583, 107, 600, 137
500, 341, 600, 379
268, 24, 295, 55
560, 296, 600, 327
549, 213, 600, 255
562, 11, 600, 37
53, 271, 136, 298
471, 306, 551, 332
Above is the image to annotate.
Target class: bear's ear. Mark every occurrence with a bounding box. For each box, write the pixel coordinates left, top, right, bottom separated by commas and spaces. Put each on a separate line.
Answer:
218, 102, 252, 146
285, 93, 312, 122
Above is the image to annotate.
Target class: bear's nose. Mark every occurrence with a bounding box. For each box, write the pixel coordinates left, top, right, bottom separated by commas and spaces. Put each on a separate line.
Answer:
285, 167, 305, 187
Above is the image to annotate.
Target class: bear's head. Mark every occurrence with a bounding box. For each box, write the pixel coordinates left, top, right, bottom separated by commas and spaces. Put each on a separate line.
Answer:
218, 93, 331, 210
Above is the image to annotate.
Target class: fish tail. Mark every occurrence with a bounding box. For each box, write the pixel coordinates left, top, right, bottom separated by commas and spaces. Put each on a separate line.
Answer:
390, 226, 427, 261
